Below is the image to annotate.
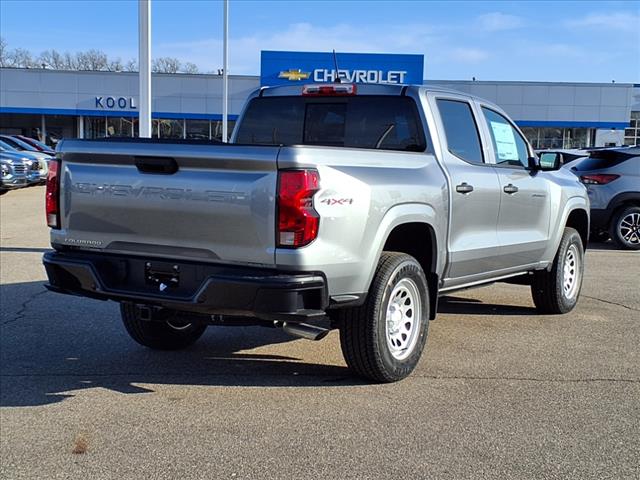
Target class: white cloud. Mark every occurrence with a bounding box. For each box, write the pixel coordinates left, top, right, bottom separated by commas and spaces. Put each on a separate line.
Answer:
156, 21, 494, 74
450, 48, 490, 63
476, 12, 524, 32
566, 12, 640, 32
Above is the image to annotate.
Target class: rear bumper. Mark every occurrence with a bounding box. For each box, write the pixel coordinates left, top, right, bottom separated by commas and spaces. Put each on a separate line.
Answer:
43, 250, 328, 321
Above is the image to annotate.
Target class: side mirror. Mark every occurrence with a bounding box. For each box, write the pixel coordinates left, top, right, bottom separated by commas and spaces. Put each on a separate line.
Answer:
538, 152, 561, 171
526, 156, 541, 171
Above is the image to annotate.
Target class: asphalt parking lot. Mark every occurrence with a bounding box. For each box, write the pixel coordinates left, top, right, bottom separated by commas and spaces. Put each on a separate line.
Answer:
1, 185, 639, 480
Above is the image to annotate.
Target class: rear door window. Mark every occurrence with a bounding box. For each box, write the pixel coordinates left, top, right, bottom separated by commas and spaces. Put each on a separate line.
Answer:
436, 99, 484, 164
236, 96, 426, 152
573, 152, 637, 171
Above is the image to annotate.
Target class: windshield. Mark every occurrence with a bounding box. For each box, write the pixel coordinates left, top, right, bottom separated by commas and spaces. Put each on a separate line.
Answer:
1, 136, 37, 151
235, 95, 426, 152
0, 140, 18, 151
23, 137, 52, 150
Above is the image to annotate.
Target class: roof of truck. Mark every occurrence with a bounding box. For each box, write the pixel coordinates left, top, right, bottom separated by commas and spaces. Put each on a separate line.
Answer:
258, 82, 483, 98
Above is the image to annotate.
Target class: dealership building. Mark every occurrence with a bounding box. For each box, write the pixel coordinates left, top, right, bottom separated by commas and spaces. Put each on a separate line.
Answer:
1, 51, 638, 148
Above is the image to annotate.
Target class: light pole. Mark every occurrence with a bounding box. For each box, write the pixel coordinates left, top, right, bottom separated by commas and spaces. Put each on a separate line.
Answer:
222, 0, 229, 142
139, 0, 152, 138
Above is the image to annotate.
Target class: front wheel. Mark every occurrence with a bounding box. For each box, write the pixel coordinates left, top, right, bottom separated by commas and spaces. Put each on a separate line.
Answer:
531, 227, 584, 314
338, 252, 430, 383
120, 303, 207, 350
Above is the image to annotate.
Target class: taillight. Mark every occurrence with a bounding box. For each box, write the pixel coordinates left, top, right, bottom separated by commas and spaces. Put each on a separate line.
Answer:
277, 170, 320, 247
580, 174, 620, 185
302, 83, 357, 96
46, 159, 60, 229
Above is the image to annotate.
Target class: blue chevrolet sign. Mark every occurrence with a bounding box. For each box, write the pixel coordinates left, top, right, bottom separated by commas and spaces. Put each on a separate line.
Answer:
260, 51, 424, 87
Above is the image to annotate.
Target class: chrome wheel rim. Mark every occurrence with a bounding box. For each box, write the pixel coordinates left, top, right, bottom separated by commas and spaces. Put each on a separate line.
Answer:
619, 212, 640, 246
166, 320, 192, 331
385, 278, 421, 360
563, 244, 580, 299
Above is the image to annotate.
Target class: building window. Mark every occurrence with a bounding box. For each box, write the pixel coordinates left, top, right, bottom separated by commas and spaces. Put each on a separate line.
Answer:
624, 111, 639, 146
157, 119, 184, 139
521, 127, 540, 149
107, 117, 134, 137
186, 120, 210, 140
520, 126, 593, 149
563, 128, 589, 149
84, 117, 107, 139
211, 120, 236, 141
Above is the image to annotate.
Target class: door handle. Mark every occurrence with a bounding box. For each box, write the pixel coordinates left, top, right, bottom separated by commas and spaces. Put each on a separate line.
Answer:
455, 182, 474, 194
503, 184, 519, 194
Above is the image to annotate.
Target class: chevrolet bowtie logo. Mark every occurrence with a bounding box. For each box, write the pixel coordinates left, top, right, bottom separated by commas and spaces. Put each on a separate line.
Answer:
278, 69, 311, 81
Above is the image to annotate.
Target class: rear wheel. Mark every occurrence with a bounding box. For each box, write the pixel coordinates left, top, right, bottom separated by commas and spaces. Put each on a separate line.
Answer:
338, 252, 429, 383
531, 227, 584, 314
120, 303, 207, 350
610, 206, 640, 250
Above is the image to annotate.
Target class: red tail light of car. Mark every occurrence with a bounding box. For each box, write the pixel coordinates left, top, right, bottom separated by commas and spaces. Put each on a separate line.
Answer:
277, 170, 320, 247
46, 159, 60, 228
580, 174, 620, 185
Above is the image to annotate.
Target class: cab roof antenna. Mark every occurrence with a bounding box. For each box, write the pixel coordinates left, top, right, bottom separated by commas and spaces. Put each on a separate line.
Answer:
332, 49, 342, 83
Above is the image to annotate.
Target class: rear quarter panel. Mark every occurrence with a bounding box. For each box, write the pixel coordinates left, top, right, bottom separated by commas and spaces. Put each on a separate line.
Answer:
276, 145, 448, 297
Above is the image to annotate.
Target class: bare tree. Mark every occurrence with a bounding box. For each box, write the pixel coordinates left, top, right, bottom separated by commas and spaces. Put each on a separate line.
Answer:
182, 62, 199, 74
124, 58, 138, 72
39, 49, 66, 69
152, 57, 181, 74
0, 39, 203, 74
76, 49, 108, 71
0, 37, 9, 67
62, 52, 78, 70
9, 48, 36, 68
107, 58, 124, 72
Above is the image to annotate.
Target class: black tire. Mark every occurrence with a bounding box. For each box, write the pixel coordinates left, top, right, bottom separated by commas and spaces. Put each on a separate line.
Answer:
609, 206, 640, 250
120, 303, 207, 350
531, 227, 584, 314
338, 252, 430, 383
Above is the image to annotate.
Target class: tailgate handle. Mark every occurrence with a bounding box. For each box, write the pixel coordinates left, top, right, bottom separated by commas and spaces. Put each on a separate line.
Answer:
134, 156, 178, 174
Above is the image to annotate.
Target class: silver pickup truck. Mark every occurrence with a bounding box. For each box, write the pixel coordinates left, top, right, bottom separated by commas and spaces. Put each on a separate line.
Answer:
43, 83, 589, 382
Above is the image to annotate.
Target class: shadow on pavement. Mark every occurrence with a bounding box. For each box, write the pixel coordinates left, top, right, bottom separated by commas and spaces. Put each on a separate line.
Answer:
586, 241, 625, 251
1, 281, 361, 408
438, 295, 537, 316
1, 277, 548, 408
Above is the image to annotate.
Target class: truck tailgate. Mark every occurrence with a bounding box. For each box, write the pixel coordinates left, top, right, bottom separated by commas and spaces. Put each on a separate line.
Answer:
54, 140, 280, 266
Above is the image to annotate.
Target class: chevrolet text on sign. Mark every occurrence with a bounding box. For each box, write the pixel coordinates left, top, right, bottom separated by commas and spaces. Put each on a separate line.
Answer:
260, 51, 424, 87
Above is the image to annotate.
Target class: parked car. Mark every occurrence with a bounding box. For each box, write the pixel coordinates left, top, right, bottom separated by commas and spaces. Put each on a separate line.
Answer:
43, 83, 589, 382
12, 135, 56, 155
568, 147, 639, 249
0, 155, 29, 193
0, 140, 48, 182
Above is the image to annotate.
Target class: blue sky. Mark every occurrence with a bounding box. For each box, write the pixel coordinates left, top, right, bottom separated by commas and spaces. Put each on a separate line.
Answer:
1, 0, 639, 82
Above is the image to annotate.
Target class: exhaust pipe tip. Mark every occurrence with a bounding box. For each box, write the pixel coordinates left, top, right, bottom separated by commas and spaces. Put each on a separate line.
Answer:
281, 322, 330, 341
